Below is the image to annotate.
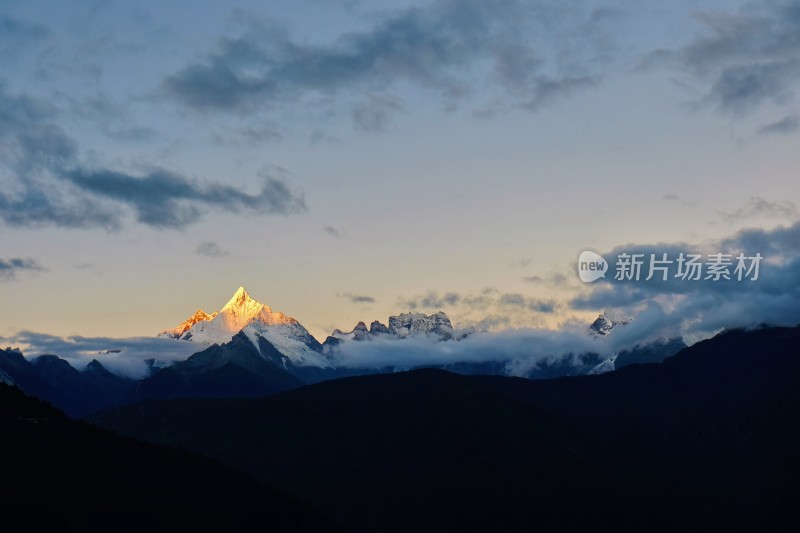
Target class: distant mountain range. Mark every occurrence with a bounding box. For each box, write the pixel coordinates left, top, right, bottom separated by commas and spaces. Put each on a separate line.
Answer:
2, 287, 685, 415
0, 348, 133, 417
93, 325, 800, 532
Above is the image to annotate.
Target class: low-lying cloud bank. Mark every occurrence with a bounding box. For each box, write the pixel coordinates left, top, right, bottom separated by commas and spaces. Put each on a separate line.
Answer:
4, 332, 201, 379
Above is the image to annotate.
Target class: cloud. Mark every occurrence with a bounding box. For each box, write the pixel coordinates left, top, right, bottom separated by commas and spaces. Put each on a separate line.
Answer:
238, 124, 283, 144
652, 2, 800, 115
400, 288, 558, 330
195, 241, 229, 258
570, 220, 800, 341
329, 321, 638, 376
64, 92, 157, 142
0, 15, 50, 45
339, 292, 376, 304
324, 225, 343, 237
721, 196, 798, 222
522, 272, 569, 287
499, 293, 557, 313
0, 258, 45, 282
352, 94, 403, 132
4, 332, 202, 379
0, 84, 306, 230
64, 167, 305, 229
401, 291, 462, 310
759, 114, 799, 135
160, 0, 616, 123
520, 75, 602, 111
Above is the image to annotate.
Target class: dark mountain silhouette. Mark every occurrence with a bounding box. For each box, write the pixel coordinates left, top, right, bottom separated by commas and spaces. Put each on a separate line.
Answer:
130, 331, 304, 401
613, 336, 687, 369
0, 349, 134, 417
98, 369, 656, 532
94, 325, 800, 532
473, 325, 800, 530
0, 383, 339, 530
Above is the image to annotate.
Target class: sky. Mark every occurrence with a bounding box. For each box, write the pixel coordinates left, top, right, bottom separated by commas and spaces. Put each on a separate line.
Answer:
1, 0, 799, 346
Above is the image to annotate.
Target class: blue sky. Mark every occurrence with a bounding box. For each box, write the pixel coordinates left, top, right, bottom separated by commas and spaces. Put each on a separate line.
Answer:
1, 0, 799, 342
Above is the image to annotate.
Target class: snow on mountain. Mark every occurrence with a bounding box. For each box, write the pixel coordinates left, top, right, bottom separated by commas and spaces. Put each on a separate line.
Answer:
589, 311, 633, 337
158, 309, 218, 339
327, 311, 474, 347
159, 287, 330, 368
389, 312, 457, 339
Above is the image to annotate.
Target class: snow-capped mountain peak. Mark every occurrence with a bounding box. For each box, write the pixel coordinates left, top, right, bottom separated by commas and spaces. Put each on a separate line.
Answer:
326, 311, 474, 347
158, 287, 329, 368
214, 286, 296, 334
157, 309, 218, 339
589, 311, 633, 337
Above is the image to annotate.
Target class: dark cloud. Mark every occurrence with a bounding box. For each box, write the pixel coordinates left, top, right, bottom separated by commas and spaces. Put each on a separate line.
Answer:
570, 220, 800, 340
0, 258, 45, 282
0, 85, 306, 230
64, 167, 305, 229
653, 2, 800, 116
759, 114, 799, 135
195, 241, 229, 258
160, 0, 615, 123
721, 196, 798, 222
339, 292, 376, 304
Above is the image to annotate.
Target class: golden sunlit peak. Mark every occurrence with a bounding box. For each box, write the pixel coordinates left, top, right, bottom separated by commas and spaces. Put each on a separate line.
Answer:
227, 286, 255, 306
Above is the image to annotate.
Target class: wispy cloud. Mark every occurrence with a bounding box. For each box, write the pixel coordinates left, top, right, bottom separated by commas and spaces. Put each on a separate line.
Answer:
721, 196, 798, 222
522, 272, 569, 288
352, 94, 403, 132
324, 225, 343, 237
651, 2, 800, 116
195, 241, 229, 258
339, 292, 376, 304
0, 258, 45, 282
401, 291, 462, 309
759, 114, 799, 136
